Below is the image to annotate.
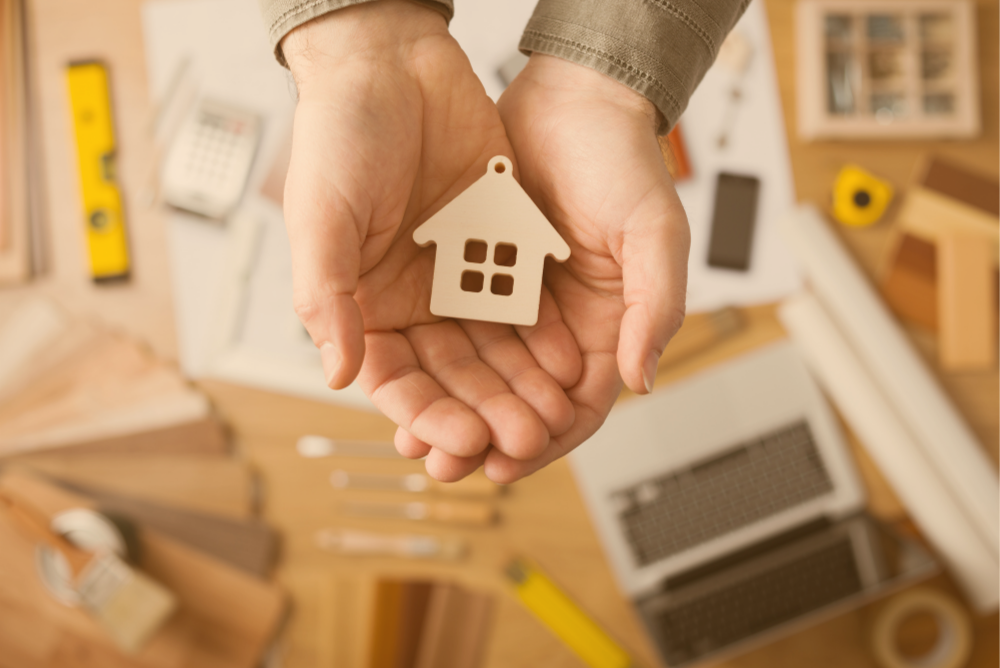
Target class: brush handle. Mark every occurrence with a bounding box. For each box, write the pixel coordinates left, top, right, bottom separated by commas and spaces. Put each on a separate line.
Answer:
0, 493, 93, 575
425, 500, 496, 526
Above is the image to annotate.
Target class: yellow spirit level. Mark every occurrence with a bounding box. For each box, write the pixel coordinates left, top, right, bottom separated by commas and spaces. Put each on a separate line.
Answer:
506, 558, 639, 668
66, 61, 129, 281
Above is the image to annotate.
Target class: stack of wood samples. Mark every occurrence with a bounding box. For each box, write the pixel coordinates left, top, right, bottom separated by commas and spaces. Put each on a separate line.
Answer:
0, 298, 288, 666
0, 298, 226, 457
0, 470, 286, 668
0, 0, 36, 283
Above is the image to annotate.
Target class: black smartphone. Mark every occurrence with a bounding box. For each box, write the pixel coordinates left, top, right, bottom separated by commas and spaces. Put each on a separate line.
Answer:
707, 173, 761, 271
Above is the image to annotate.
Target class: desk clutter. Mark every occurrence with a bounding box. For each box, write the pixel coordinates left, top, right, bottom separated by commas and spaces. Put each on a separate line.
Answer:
1, 0, 995, 664
0, 298, 287, 666
878, 156, 999, 371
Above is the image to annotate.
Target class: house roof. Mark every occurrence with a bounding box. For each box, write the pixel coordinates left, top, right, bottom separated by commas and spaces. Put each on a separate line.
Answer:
413, 156, 570, 261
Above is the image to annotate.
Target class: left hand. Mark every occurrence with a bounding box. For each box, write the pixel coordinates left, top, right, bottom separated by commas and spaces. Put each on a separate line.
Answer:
485, 54, 691, 483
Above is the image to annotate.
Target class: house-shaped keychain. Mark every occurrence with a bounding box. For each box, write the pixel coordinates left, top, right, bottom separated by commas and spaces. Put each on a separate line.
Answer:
413, 156, 570, 326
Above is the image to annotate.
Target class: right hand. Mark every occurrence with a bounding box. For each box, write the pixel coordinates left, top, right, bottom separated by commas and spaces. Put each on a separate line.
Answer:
281, 1, 582, 480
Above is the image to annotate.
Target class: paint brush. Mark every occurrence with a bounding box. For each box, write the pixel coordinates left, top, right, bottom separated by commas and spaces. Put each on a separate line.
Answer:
1, 494, 177, 653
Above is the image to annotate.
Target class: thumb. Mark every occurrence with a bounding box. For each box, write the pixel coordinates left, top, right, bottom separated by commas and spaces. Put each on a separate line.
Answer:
617, 185, 690, 394
284, 121, 367, 391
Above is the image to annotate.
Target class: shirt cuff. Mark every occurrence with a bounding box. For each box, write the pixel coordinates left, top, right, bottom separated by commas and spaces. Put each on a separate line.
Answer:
519, 0, 749, 134
261, 0, 454, 67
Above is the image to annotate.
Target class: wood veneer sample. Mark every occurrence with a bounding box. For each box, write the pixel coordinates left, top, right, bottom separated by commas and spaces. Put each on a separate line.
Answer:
880, 233, 938, 331
937, 234, 996, 370
10, 453, 255, 519
367, 580, 433, 668
920, 157, 999, 218
414, 583, 493, 668
59, 482, 277, 576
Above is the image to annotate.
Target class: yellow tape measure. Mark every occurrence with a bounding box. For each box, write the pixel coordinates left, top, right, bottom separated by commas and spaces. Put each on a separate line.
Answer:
506, 559, 639, 668
66, 61, 129, 281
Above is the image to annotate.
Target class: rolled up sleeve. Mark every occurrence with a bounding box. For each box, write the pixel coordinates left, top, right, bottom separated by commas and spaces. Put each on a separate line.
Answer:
519, 0, 749, 132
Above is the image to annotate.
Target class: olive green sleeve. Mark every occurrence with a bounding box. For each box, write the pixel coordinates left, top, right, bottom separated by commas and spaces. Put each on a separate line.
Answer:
519, 0, 750, 133
260, 0, 454, 66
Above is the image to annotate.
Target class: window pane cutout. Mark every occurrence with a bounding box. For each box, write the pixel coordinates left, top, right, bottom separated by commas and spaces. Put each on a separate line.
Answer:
461, 270, 484, 293
491, 274, 514, 296
494, 243, 517, 267
464, 240, 487, 263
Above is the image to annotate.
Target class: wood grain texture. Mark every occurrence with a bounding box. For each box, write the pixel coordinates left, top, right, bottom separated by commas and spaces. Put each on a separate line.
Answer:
413, 156, 570, 326
8, 452, 256, 519
0, 470, 286, 668
56, 482, 278, 577
6, 0, 997, 666
937, 233, 996, 370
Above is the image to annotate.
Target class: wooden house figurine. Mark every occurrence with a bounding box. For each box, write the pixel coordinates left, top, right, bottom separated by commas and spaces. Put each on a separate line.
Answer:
413, 156, 570, 326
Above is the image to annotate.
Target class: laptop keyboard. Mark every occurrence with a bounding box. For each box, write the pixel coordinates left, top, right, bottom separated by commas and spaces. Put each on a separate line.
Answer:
640, 534, 863, 666
614, 421, 834, 566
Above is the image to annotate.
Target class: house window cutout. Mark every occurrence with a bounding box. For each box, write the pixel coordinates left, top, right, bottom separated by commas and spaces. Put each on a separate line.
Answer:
494, 243, 517, 267
464, 240, 487, 263
491, 274, 514, 296
461, 270, 484, 293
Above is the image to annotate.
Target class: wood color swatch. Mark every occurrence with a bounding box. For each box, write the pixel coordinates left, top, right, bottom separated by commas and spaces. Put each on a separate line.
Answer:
880, 232, 938, 330
920, 157, 1000, 218
414, 583, 493, 668
0, 0, 32, 284
0, 299, 228, 458
367, 579, 493, 668
10, 452, 256, 519
937, 234, 996, 369
53, 482, 276, 576
0, 470, 286, 668
890, 157, 1000, 369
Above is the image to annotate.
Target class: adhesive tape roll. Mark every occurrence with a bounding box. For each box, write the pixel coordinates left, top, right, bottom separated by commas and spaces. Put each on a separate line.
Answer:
872, 588, 972, 668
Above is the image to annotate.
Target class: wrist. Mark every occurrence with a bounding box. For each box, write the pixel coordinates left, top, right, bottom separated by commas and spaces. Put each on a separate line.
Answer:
282, 0, 447, 86
521, 54, 661, 132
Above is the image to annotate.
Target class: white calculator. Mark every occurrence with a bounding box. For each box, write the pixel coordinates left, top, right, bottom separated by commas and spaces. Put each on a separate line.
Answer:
161, 98, 260, 220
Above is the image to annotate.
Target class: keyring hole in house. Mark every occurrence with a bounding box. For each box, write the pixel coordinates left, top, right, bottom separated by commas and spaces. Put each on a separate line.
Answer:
491, 274, 514, 296
494, 162, 506, 174
494, 243, 517, 267
895, 610, 941, 661
461, 270, 485, 293
464, 240, 487, 263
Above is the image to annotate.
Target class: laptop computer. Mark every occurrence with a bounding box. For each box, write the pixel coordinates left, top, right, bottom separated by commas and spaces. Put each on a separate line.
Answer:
570, 342, 934, 665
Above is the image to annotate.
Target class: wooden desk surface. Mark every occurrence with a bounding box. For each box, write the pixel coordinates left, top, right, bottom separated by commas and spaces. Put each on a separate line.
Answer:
8, 0, 999, 666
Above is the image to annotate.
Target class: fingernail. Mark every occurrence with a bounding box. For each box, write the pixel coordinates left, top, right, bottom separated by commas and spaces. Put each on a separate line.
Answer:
320, 343, 341, 388
642, 351, 659, 394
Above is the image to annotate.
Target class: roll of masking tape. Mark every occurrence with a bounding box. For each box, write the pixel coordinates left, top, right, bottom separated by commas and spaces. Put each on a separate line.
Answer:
872, 588, 972, 668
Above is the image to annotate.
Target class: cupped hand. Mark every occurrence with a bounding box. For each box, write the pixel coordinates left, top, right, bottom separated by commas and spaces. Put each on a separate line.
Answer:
282, 3, 581, 480
492, 54, 691, 483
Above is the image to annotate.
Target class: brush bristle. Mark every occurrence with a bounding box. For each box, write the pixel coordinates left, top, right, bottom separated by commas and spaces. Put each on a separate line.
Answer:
77, 552, 178, 653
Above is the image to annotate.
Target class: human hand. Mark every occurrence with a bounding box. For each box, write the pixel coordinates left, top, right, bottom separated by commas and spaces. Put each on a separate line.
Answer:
491, 54, 690, 482
281, 2, 581, 480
